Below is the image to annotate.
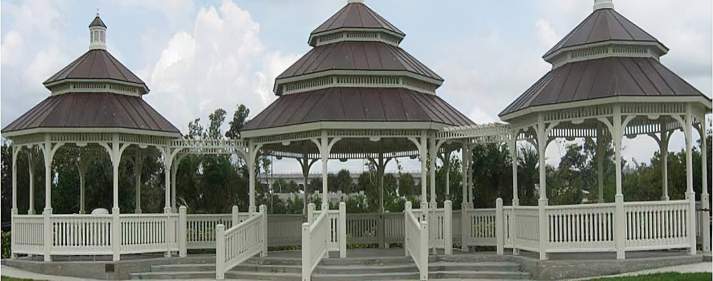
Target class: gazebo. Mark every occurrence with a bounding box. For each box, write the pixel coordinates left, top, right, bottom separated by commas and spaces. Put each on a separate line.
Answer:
3, 1, 710, 280
496, 0, 711, 260
4, 14, 186, 261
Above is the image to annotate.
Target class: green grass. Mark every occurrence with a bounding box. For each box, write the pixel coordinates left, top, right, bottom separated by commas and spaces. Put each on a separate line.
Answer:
585, 272, 712, 281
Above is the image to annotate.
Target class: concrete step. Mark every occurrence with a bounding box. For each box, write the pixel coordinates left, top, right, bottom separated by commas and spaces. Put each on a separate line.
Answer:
429, 261, 521, 272
312, 271, 420, 281
314, 263, 418, 274
244, 256, 303, 265
148, 263, 302, 274
225, 271, 301, 281
130, 271, 215, 280
320, 256, 414, 266
314, 261, 521, 274
430, 270, 530, 280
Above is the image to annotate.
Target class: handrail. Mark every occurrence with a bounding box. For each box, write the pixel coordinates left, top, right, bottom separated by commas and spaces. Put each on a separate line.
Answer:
404, 201, 428, 281
215, 205, 267, 280
302, 204, 330, 281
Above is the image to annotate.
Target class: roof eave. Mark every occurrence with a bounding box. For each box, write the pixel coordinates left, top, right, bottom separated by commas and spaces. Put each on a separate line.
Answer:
542, 40, 669, 62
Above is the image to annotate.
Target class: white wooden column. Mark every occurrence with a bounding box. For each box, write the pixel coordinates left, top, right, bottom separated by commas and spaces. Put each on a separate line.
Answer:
77, 157, 88, 214
683, 107, 696, 255
443, 150, 452, 200
134, 150, 143, 214
106, 135, 128, 261
41, 136, 63, 262
11, 145, 18, 214
247, 141, 262, 214
613, 107, 626, 260
596, 128, 605, 203
509, 135, 519, 255
700, 118, 710, 253
461, 143, 469, 252
10, 144, 18, 259
312, 132, 341, 211
429, 137, 437, 208
535, 114, 548, 260
28, 149, 35, 215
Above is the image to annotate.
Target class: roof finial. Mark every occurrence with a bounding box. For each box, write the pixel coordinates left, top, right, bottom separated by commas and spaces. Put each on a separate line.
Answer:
593, 0, 614, 10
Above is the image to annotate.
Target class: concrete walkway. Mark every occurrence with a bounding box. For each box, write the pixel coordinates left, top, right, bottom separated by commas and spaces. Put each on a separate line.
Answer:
1, 264, 102, 280
571, 262, 712, 280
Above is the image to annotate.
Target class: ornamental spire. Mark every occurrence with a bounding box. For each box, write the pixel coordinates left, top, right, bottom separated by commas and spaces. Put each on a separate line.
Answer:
593, 0, 614, 11
89, 12, 107, 50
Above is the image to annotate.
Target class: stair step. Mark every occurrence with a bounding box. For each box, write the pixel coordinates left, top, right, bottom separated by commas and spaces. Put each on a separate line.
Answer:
226, 271, 301, 281
430, 270, 531, 280
320, 256, 414, 265
130, 271, 214, 280
312, 271, 420, 281
315, 263, 418, 274
245, 257, 303, 265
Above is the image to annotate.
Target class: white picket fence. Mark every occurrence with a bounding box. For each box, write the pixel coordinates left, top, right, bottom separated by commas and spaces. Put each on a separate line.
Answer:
215, 205, 267, 280
404, 201, 428, 281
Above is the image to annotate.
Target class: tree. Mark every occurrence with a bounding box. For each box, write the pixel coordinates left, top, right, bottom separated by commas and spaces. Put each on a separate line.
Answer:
226, 104, 250, 139
334, 170, 354, 194
207, 109, 226, 139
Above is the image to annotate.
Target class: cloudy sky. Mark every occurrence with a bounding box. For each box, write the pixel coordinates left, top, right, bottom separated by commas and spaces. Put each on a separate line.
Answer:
1, 0, 711, 173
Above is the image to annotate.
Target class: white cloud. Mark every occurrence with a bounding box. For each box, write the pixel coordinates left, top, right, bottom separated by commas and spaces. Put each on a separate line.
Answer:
144, 0, 298, 132
534, 19, 559, 48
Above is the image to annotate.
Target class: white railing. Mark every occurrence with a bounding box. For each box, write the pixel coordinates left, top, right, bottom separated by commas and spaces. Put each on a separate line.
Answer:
346, 213, 380, 244
301, 203, 333, 281
186, 208, 251, 249
51, 214, 113, 255
215, 205, 267, 280
546, 203, 616, 252
120, 213, 178, 254
404, 201, 428, 281
313, 202, 346, 257
514, 206, 540, 252
12, 215, 44, 255
624, 200, 690, 250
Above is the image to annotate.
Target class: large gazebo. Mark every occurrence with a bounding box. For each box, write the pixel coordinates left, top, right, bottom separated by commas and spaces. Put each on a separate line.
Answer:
3, 1, 710, 281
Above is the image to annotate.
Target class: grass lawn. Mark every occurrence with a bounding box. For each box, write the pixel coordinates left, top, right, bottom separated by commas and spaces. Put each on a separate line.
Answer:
585, 272, 712, 281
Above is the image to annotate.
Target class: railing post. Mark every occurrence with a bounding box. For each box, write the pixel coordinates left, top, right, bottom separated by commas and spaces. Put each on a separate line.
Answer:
112, 208, 120, 261
538, 197, 548, 260
461, 203, 468, 252
215, 224, 225, 280
511, 198, 519, 255
307, 203, 315, 224
165, 207, 174, 257
444, 200, 452, 255
232, 205, 239, 226
615, 196, 625, 259
43, 210, 52, 261
339, 202, 347, 258
260, 204, 268, 257
495, 198, 504, 255
179, 206, 187, 257
404, 201, 412, 257
301, 222, 311, 281
10, 209, 17, 259
420, 221, 429, 281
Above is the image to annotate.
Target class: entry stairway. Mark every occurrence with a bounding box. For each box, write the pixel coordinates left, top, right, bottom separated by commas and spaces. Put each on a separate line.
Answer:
130, 252, 531, 280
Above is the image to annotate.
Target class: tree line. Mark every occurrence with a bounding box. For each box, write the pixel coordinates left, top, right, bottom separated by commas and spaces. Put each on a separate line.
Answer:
1, 104, 711, 224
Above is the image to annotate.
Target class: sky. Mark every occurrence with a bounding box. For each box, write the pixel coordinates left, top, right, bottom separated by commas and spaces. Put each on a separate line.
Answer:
1, 0, 711, 174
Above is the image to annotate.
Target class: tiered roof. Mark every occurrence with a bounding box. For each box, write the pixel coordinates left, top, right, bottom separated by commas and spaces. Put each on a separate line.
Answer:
247, 1, 472, 133
500, 0, 709, 119
2, 15, 179, 137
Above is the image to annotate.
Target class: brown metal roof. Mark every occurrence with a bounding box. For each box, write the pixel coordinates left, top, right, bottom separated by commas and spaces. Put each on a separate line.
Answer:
44, 49, 147, 90
500, 57, 708, 117
276, 41, 442, 82
543, 8, 666, 58
2, 92, 180, 135
311, 2, 404, 37
244, 87, 474, 131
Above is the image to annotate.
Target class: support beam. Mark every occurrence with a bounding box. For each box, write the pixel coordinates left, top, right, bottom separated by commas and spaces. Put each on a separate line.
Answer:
77, 156, 88, 215
247, 141, 262, 213
509, 135, 519, 255
613, 107, 626, 260
311, 132, 341, 211
298, 154, 317, 217
408, 132, 429, 209
699, 118, 710, 254
684, 108, 696, 255
596, 128, 605, 203
134, 150, 143, 214
28, 149, 35, 215
535, 115, 548, 261
11, 145, 18, 215
429, 137, 437, 208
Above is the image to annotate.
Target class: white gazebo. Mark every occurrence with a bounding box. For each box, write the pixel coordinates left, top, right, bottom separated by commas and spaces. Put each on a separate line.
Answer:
3, 1, 710, 281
